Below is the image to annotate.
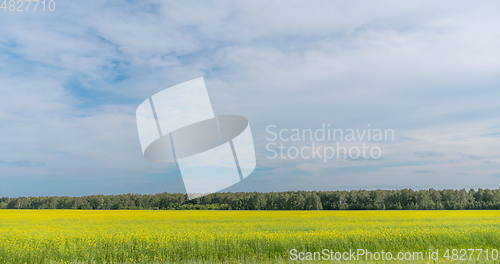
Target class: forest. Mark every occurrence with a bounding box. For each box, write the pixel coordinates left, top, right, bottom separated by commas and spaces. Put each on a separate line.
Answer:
0, 189, 498, 210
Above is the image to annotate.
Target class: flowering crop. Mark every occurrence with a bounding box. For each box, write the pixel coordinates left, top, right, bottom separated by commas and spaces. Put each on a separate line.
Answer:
0, 210, 498, 263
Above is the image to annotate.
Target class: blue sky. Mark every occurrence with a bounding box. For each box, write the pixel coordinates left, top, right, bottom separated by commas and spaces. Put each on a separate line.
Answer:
1, 0, 500, 197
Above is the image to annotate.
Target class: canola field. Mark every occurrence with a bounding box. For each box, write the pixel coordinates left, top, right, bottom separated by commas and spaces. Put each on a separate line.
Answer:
0, 210, 498, 263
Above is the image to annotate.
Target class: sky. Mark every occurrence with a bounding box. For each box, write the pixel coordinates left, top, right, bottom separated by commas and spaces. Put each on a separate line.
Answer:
1, 0, 500, 197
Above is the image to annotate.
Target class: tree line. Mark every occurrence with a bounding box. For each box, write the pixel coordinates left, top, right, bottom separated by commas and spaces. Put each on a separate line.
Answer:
0, 189, 498, 210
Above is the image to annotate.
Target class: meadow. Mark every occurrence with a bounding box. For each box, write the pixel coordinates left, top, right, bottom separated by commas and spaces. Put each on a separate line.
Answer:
0, 210, 498, 263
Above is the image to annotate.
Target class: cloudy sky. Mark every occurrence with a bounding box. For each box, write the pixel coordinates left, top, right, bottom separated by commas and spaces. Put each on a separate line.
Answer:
1, 0, 500, 197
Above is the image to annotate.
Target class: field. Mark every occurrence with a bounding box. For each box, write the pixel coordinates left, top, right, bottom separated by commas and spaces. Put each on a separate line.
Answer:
0, 210, 498, 263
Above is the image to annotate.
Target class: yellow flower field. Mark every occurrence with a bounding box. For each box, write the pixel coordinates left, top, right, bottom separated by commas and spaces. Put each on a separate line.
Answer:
0, 210, 498, 263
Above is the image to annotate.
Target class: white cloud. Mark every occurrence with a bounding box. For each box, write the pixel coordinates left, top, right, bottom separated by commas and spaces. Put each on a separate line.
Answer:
1, 0, 500, 195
